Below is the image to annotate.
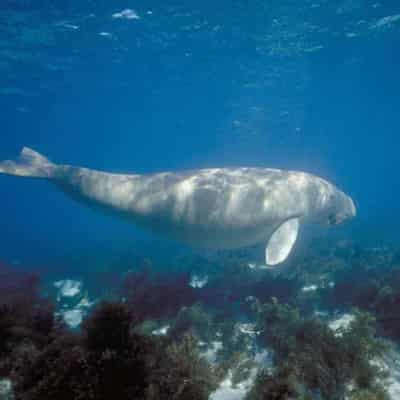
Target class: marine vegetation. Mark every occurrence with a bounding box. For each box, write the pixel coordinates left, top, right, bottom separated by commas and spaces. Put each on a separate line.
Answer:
249, 299, 389, 400
147, 333, 217, 400
0, 263, 216, 400
7, 301, 216, 400
299, 244, 400, 342
122, 265, 197, 323
331, 264, 400, 341
2, 241, 400, 400
0, 262, 55, 377
9, 302, 150, 400
167, 303, 215, 343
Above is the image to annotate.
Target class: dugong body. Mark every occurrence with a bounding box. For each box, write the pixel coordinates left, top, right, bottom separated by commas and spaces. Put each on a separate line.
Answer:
0, 148, 356, 265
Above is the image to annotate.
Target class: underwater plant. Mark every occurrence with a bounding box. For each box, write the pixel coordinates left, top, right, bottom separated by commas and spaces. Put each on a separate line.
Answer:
320, 246, 400, 341
246, 366, 310, 400
82, 301, 134, 353
168, 303, 216, 343
2, 244, 400, 400
80, 303, 151, 400
251, 300, 388, 400
122, 265, 198, 322
11, 301, 151, 400
5, 297, 219, 400
0, 263, 55, 377
198, 255, 300, 311
147, 333, 217, 400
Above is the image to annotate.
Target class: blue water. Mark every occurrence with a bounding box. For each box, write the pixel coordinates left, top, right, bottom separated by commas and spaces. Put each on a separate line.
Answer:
0, 0, 399, 265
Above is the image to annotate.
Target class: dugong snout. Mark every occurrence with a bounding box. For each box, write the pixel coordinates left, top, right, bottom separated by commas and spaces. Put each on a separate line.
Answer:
328, 193, 356, 226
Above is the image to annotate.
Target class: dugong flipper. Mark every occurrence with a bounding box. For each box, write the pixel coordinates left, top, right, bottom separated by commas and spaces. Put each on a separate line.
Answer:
0, 147, 356, 266
266, 218, 300, 265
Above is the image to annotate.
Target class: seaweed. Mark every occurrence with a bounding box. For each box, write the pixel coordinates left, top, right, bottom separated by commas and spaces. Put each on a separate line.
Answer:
2, 242, 400, 400
11, 302, 150, 400
0, 263, 55, 377
147, 333, 217, 400
122, 264, 197, 323
82, 301, 134, 354
246, 366, 311, 400
251, 300, 388, 399
7, 298, 216, 400
328, 259, 400, 340
168, 303, 215, 343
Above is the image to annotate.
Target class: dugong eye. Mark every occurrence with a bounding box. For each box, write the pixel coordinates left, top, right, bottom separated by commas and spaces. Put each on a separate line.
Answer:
328, 214, 337, 225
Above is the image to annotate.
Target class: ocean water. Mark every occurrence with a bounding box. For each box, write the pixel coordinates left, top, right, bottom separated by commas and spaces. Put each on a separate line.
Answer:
0, 1, 400, 400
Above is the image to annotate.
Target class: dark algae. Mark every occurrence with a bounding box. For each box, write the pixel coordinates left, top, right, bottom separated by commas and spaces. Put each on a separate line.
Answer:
249, 300, 388, 400
1, 242, 400, 399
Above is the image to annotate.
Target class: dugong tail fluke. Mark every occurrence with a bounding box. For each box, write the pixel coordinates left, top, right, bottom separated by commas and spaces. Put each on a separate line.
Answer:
0, 147, 55, 179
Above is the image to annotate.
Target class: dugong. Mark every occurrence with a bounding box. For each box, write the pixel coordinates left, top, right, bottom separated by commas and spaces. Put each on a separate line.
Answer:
0, 148, 356, 265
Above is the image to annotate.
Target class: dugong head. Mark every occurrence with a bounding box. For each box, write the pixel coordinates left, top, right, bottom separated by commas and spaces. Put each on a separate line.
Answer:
320, 186, 356, 226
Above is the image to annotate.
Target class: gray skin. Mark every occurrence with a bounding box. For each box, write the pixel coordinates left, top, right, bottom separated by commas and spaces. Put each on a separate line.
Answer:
0, 148, 356, 262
